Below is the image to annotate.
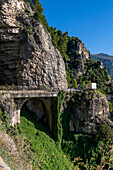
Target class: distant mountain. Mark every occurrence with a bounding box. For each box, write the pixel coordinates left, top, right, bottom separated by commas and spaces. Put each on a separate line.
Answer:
90, 53, 113, 79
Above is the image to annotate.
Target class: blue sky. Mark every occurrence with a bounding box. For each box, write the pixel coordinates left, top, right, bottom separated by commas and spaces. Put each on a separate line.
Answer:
39, 0, 113, 55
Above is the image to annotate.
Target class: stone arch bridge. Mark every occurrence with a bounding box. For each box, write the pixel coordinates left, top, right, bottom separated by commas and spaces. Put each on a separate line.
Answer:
0, 90, 60, 131
1, 89, 112, 135
0, 89, 81, 132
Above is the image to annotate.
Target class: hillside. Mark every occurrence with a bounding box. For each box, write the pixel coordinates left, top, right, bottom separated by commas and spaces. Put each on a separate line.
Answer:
0, 0, 113, 169
0, 91, 113, 169
90, 53, 113, 80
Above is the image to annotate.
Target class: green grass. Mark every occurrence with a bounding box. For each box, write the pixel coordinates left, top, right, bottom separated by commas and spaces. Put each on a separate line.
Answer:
21, 106, 52, 138
1, 105, 113, 169
20, 106, 74, 169
20, 104, 113, 169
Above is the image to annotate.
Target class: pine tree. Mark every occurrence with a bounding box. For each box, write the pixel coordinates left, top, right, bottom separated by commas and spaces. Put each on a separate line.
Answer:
57, 31, 70, 61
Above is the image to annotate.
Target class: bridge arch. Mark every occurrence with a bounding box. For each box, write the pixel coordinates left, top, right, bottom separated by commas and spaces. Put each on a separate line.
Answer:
19, 97, 52, 131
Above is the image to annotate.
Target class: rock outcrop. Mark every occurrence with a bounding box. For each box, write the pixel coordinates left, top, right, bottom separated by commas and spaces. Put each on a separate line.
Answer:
67, 38, 90, 76
69, 90, 110, 134
0, 128, 31, 169
0, 93, 18, 126
0, 0, 67, 90
0, 0, 25, 85
0, 157, 11, 170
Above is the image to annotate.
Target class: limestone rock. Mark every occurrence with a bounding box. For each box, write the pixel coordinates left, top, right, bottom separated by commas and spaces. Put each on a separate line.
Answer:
0, 132, 18, 157
0, 93, 18, 126
0, 0, 67, 90
0, 130, 31, 169
70, 91, 110, 134
0, 157, 11, 170
0, 132, 19, 170
67, 38, 89, 59
67, 38, 90, 76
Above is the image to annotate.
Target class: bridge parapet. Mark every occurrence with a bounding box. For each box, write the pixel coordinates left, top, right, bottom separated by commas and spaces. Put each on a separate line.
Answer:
0, 88, 94, 98
0, 90, 58, 98
0, 90, 57, 128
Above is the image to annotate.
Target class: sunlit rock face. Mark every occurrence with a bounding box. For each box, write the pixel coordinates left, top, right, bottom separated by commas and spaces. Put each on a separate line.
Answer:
70, 91, 110, 134
0, 93, 18, 126
67, 38, 90, 76
0, 0, 67, 90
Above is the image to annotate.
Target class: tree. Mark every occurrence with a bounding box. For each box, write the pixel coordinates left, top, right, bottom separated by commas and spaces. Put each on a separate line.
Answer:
49, 27, 59, 48
82, 81, 86, 89
87, 80, 91, 84
66, 72, 71, 87
73, 79, 77, 88
57, 31, 69, 61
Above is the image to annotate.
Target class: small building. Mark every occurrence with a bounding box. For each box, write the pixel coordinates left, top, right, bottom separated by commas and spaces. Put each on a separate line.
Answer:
86, 83, 96, 90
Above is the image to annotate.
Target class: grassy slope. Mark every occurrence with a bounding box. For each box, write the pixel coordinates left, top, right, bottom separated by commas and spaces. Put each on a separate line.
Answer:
0, 105, 113, 169
20, 106, 74, 169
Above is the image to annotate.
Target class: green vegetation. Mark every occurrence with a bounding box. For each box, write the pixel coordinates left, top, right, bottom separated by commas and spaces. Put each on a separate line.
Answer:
97, 121, 113, 141
83, 59, 110, 91
19, 115, 74, 169
55, 91, 65, 149
82, 81, 86, 89
24, 0, 112, 93
25, 0, 70, 61
91, 53, 113, 80
66, 44, 111, 90
0, 109, 9, 128
39, 84, 48, 90
109, 101, 113, 115
47, 28, 70, 61
0, 92, 113, 169
0, 106, 74, 169
0, 0, 113, 169
73, 79, 77, 88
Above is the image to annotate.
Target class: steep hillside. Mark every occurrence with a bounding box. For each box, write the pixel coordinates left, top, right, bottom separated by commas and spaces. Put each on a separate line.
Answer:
90, 53, 113, 80
65, 39, 110, 91
0, 91, 113, 169
0, 0, 113, 169
0, 0, 111, 92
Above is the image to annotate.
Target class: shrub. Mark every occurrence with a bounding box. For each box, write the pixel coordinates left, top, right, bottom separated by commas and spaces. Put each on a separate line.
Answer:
0, 109, 9, 128
73, 79, 77, 88
97, 121, 113, 141
82, 81, 86, 89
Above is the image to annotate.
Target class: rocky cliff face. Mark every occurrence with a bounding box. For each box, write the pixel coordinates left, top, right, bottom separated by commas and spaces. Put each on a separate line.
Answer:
0, 0, 67, 90
0, 0, 25, 85
69, 91, 110, 134
0, 93, 17, 126
0, 125, 31, 169
67, 38, 90, 76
